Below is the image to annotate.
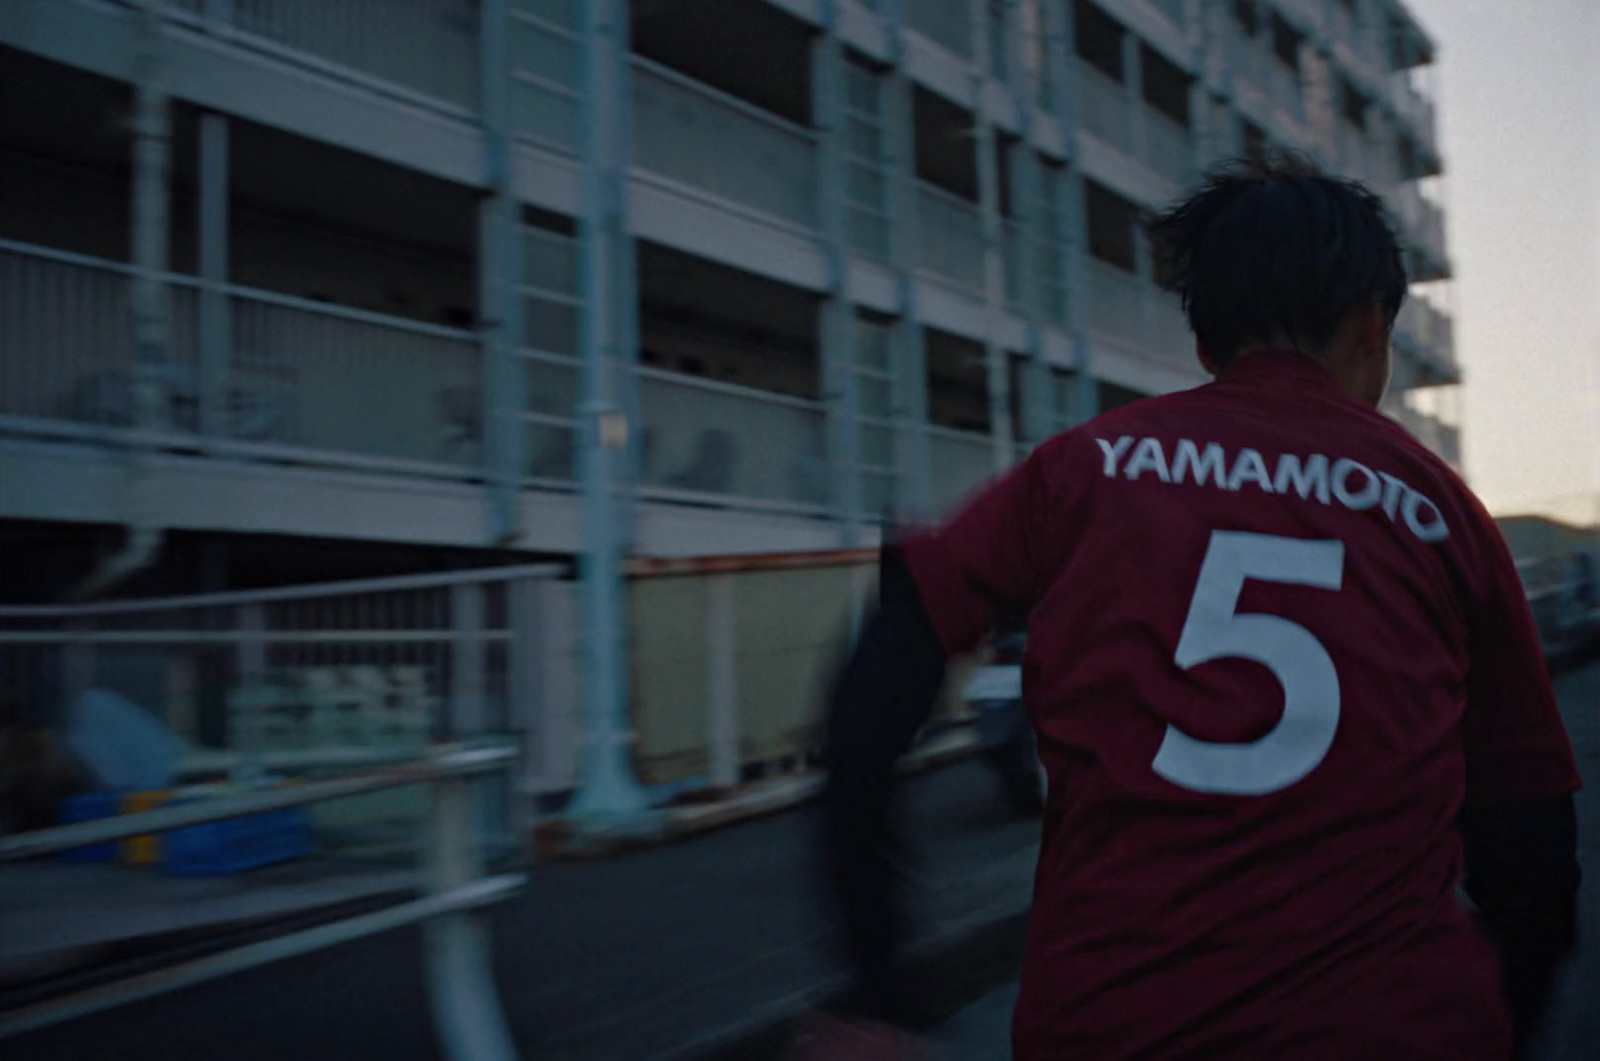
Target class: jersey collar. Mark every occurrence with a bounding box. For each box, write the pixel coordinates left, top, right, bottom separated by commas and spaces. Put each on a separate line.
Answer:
1219, 349, 1340, 390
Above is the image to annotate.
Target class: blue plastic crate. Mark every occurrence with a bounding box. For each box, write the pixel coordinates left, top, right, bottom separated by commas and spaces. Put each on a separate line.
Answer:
163, 805, 314, 877
56, 792, 122, 863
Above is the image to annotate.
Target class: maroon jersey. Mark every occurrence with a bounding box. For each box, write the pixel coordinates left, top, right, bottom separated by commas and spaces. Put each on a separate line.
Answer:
900, 353, 1580, 1060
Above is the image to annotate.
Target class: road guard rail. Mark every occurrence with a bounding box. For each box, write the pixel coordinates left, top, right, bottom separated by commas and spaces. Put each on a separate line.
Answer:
0, 743, 524, 1061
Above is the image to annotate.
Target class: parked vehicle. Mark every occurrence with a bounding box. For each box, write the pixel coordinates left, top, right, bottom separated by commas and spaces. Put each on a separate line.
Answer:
962, 628, 1045, 817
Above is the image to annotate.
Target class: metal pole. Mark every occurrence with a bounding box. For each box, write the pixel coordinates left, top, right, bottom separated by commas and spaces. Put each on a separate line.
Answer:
568, 0, 654, 832
814, 4, 860, 545
66, 0, 169, 602
424, 766, 522, 1061
481, 0, 523, 544
972, 0, 1014, 471
197, 112, 230, 441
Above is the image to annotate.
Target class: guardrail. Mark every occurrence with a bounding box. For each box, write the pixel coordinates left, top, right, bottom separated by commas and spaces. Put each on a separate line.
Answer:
0, 744, 524, 1061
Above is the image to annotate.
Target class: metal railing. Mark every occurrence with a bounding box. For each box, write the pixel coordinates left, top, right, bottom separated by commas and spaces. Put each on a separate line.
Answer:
636, 368, 828, 511
1391, 184, 1447, 268
927, 425, 995, 515
0, 744, 524, 1061
907, 0, 973, 59
168, 0, 480, 111
1395, 297, 1455, 371
0, 565, 561, 794
1390, 75, 1439, 157
1076, 61, 1133, 154
916, 183, 986, 292
631, 59, 819, 231
1002, 221, 1024, 307
1143, 110, 1193, 185
0, 242, 481, 472
1087, 259, 1144, 348
1148, 289, 1192, 360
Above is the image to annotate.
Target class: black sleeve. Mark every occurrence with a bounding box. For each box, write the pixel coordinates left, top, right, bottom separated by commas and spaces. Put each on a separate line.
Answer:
1461, 794, 1581, 1058
820, 545, 949, 1026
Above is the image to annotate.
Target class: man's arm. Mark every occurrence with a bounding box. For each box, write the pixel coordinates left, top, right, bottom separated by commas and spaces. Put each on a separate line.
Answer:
1461, 795, 1580, 1060
821, 545, 948, 1025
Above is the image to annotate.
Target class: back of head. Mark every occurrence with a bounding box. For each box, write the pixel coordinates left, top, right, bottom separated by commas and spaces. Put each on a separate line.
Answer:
1150, 152, 1408, 367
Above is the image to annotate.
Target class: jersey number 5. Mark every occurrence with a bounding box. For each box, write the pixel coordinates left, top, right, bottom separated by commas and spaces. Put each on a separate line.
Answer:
1154, 531, 1345, 796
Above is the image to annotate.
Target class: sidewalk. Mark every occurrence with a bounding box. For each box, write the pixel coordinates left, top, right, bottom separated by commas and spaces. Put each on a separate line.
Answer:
5, 755, 1040, 1061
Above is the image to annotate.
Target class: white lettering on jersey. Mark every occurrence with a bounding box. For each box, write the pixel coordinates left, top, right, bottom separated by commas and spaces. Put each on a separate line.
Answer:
1273, 453, 1331, 503
1172, 440, 1228, 488
1331, 459, 1382, 510
1123, 437, 1172, 483
1227, 448, 1275, 493
1096, 435, 1135, 477
1093, 437, 1450, 542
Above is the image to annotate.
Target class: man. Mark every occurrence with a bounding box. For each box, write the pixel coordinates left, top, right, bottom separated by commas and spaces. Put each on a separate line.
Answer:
819, 156, 1581, 1059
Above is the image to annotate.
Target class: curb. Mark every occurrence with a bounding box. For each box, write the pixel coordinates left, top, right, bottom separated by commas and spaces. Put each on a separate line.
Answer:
536, 730, 983, 860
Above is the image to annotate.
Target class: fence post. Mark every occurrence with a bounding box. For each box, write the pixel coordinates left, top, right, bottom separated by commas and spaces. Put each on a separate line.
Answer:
507, 575, 544, 834
450, 583, 487, 737
425, 757, 523, 1061
238, 603, 265, 681
706, 573, 740, 790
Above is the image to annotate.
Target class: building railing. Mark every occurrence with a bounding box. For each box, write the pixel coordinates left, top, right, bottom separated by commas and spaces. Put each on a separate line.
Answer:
926, 424, 995, 514
1148, 289, 1192, 361
1391, 183, 1448, 270
1390, 73, 1439, 157
1395, 297, 1456, 371
1087, 259, 1144, 348
1002, 221, 1024, 308
907, 0, 973, 59
916, 182, 986, 292
1076, 61, 1134, 155
631, 59, 819, 231
166, 0, 479, 111
636, 368, 828, 512
1143, 110, 1193, 186
0, 744, 524, 1061
0, 242, 482, 472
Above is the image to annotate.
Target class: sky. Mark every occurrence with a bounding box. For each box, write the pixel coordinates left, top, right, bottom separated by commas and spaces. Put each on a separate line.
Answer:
1403, 0, 1600, 525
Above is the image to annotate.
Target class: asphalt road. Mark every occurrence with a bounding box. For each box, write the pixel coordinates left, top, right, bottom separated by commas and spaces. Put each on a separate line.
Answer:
7, 659, 1596, 1061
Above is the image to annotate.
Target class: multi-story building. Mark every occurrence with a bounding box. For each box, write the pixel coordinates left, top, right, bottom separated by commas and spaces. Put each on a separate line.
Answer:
1, 0, 1458, 596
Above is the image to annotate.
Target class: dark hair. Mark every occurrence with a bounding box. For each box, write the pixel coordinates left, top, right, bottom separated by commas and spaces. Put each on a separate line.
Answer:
1149, 151, 1408, 366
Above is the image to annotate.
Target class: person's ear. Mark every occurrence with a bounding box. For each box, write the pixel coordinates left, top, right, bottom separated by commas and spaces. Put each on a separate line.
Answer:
1356, 303, 1389, 362
1197, 342, 1219, 376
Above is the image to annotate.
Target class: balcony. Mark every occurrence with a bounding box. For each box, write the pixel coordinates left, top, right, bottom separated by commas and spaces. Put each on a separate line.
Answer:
0, 242, 481, 473
1077, 62, 1134, 155
1391, 183, 1449, 275
917, 183, 985, 292
1087, 260, 1143, 348
1143, 110, 1193, 186
169, 0, 480, 110
1390, 75, 1440, 162
637, 369, 827, 512
631, 60, 819, 232
907, 0, 974, 60
1394, 298, 1456, 375
927, 426, 994, 514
